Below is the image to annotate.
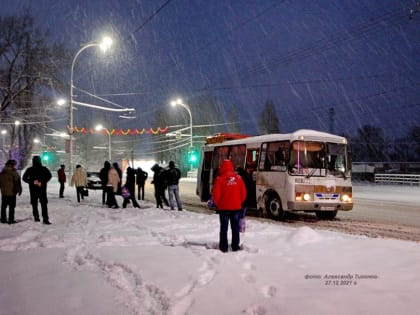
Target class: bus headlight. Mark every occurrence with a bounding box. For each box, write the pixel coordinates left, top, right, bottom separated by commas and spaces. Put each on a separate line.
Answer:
341, 194, 352, 202
296, 192, 312, 201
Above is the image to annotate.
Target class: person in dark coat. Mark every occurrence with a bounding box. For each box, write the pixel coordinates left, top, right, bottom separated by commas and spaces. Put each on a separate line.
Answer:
151, 163, 169, 208
165, 161, 182, 211
136, 167, 148, 200
22, 155, 52, 224
57, 164, 66, 198
0, 160, 22, 224
236, 166, 255, 209
99, 161, 111, 205
122, 167, 140, 208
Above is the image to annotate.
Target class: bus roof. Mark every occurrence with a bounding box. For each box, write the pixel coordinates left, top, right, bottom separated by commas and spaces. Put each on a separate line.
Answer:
204, 129, 347, 147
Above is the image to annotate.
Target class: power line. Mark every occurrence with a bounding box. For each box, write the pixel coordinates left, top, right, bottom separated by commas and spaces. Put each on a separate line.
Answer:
125, 0, 174, 41
211, 9, 407, 88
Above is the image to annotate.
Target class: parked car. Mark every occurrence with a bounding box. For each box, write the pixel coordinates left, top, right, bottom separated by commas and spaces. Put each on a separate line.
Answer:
86, 171, 102, 189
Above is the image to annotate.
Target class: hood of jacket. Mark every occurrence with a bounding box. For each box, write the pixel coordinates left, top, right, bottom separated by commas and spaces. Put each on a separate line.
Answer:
32, 156, 42, 167
219, 160, 234, 175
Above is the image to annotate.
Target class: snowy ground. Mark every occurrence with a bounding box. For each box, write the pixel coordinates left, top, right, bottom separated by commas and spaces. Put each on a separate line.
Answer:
0, 179, 419, 315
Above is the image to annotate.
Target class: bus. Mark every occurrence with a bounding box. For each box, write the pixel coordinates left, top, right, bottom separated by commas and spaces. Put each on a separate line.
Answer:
196, 129, 353, 220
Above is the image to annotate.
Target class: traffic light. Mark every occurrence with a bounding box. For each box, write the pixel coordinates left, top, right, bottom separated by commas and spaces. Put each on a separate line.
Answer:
41, 151, 54, 163
189, 151, 198, 163
187, 149, 199, 166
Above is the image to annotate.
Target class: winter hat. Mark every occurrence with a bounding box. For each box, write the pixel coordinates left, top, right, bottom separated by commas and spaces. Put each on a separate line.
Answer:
5, 159, 16, 166
169, 161, 175, 168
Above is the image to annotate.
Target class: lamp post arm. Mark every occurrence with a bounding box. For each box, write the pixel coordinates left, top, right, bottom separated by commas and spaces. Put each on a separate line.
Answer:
179, 103, 193, 148
69, 42, 99, 176
72, 101, 134, 112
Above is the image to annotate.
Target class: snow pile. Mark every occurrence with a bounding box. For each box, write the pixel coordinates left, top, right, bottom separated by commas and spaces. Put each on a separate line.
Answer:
287, 226, 323, 246
0, 182, 419, 314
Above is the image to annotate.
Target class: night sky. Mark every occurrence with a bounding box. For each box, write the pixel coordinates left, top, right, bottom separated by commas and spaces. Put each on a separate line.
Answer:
3, 0, 419, 141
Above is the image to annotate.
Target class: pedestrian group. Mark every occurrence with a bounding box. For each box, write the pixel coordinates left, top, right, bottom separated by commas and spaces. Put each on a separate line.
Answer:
0, 156, 248, 254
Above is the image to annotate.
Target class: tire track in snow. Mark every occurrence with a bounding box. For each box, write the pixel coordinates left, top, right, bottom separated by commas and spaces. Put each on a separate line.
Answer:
148, 228, 224, 315
63, 243, 171, 315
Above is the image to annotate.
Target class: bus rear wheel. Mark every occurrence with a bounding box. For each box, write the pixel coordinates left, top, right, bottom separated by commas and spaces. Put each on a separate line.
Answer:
316, 210, 338, 220
265, 195, 285, 220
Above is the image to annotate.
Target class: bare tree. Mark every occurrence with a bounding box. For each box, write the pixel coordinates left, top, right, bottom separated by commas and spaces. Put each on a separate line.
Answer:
258, 99, 280, 134
350, 125, 387, 162
0, 12, 67, 169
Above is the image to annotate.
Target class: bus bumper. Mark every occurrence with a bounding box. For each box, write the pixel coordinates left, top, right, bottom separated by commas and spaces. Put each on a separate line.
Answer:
287, 201, 353, 211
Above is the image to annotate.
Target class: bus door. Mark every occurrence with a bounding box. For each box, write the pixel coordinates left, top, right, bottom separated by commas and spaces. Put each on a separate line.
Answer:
209, 144, 246, 191
256, 141, 290, 209
197, 149, 213, 201
244, 148, 259, 208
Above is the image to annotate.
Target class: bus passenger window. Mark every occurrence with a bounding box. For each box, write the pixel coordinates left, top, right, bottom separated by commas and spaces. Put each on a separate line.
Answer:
275, 148, 285, 166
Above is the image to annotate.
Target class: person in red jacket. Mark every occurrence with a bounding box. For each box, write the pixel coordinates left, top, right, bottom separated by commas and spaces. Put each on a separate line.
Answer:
212, 160, 247, 252
57, 164, 66, 198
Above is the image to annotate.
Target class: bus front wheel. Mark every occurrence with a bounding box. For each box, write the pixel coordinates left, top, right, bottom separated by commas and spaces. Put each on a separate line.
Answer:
265, 195, 285, 220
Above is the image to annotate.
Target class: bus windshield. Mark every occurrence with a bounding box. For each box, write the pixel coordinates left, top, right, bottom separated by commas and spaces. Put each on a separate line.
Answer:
289, 141, 349, 178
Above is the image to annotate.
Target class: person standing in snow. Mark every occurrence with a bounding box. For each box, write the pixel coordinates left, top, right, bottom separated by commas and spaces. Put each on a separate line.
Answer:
112, 162, 122, 195
136, 167, 148, 200
165, 160, 182, 211
212, 160, 247, 252
22, 155, 52, 224
151, 163, 169, 208
122, 167, 140, 208
107, 164, 120, 208
0, 160, 22, 224
70, 164, 87, 203
236, 165, 255, 232
99, 161, 111, 205
57, 164, 66, 198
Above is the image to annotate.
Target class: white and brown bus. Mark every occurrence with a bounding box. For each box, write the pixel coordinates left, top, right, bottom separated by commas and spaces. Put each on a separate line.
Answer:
196, 129, 353, 220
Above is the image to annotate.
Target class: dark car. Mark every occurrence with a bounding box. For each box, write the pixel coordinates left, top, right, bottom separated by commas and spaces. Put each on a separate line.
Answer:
86, 171, 102, 189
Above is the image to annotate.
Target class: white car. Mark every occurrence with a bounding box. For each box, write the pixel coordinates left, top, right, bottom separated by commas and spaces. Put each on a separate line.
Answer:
86, 172, 102, 190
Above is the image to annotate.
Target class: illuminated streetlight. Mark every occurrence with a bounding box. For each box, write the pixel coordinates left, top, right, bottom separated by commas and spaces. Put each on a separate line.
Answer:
170, 98, 193, 149
57, 98, 66, 106
69, 36, 113, 175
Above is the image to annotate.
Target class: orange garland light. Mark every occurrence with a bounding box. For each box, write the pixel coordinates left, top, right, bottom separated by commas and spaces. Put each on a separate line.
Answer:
71, 126, 169, 135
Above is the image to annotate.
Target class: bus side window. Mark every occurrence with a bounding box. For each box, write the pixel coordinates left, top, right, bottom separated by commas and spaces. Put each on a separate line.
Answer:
264, 153, 272, 171
275, 148, 285, 166
259, 144, 268, 171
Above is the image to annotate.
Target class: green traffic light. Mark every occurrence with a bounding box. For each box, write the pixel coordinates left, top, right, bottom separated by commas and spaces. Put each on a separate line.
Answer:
41, 151, 53, 162
189, 154, 197, 162
188, 150, 198, 163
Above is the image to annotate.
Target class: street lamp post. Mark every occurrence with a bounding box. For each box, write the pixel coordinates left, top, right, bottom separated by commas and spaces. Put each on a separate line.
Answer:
170, 98, 193, 149
95, 124, 112, 161
69, 36, 113, 175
